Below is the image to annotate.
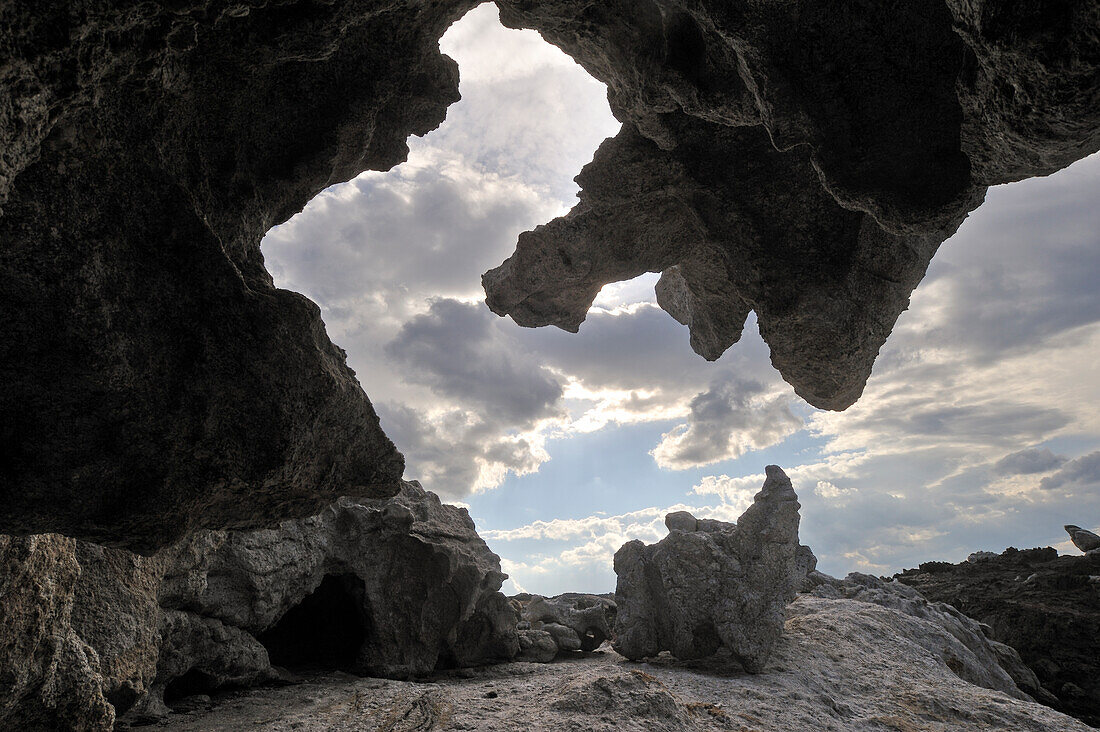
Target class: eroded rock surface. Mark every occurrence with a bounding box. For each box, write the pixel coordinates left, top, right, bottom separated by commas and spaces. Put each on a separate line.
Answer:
140, 591, 1090, 731
897, 546, 1100, 726
156, 481, 518, 688
0, 535, 115, 731
512, 593, 617, 657
484, 0, 1100, 410
613, 465, 813, 671
1, 482, 519, 730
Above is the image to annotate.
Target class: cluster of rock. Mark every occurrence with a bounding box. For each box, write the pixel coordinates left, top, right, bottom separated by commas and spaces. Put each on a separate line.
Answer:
612, 465, 815, 672
512, 593, 617, 662
0, 482, 519, 731
896, 544, 1100, 727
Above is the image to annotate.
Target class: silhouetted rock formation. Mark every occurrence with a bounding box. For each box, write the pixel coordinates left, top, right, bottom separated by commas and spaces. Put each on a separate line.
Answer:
483, 0, 1100, 410
2, 0, 1098, 547
612, 465, 813, 671
0, 0, 475, 548
896, 547, 1100, 726
0, 482, 518, 729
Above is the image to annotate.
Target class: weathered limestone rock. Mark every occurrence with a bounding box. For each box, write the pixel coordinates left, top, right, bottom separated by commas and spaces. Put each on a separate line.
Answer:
897, 546, 1100, 726
0, 535, 115, 732
517, 630, 559, 663
1065, 524, 1100, 552
484, 0, 1100, 410
2, 482, 518, 729
2, 0, 1098, 547
514, 593, 617, 656
613, 465, 812, 671
156, 481, 518, 690
805, 572, 1041, 702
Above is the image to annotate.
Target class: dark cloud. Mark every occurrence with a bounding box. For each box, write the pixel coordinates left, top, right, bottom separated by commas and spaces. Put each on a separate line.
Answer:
992, 447, 1067, 476
386, 298, 564, 427
1040, 451, 1100, 492
650, 376, 802, 469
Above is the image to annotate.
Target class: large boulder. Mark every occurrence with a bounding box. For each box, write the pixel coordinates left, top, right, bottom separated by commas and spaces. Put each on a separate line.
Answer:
156, 481, 518, 686
612, 465, 813, 671
896, 546, 1100, 727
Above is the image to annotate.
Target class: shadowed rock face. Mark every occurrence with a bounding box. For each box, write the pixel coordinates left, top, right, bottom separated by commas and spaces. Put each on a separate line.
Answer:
896, 547, 1100, 727
484, 0, 1100, 410
1, 1, 1098, 544
0, 0, 479, 549
0, 482, 518, 729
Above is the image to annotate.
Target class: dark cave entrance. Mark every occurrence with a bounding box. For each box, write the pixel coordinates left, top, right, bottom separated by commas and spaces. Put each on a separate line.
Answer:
257, 573, 370, 673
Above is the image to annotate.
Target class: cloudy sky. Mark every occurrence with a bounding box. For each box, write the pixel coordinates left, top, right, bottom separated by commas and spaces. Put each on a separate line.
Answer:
263, 4, 1100, 595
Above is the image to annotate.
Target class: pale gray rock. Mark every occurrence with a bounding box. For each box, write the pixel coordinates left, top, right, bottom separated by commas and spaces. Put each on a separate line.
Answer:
613, 465, 812, 671
805, 572, 1039, 701
968, 550, 999, 562
1065, 524, 1100, 552
0, 535, 115, 732
519, 593, 617, 654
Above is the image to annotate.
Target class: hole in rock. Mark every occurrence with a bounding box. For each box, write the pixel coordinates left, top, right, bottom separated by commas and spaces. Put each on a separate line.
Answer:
257, 573, 370, 673
163, 668, 218, 704
581, 627, 606, 652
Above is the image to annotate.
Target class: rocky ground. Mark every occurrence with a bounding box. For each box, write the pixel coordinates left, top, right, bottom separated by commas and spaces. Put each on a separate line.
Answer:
897, 547, 1100, 726
130, 594, 1088, 732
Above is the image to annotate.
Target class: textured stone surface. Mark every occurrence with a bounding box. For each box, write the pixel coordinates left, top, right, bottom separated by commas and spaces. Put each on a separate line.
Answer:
0, 535, 115, 731
157, 481, 518, 686
2, 0, 1098, 545
484, 0, 1100, 410
0, 0, 483, 549
138, 594, 1091, 731
613, 465, 812, 671
1, 482, 518, 729
805, 571, 1041, 703
514, 593, 617, 656
896, 546, 1100, 726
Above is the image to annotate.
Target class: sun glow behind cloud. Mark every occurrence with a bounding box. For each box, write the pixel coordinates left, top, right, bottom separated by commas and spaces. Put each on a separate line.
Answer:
263, 3, 1100, 596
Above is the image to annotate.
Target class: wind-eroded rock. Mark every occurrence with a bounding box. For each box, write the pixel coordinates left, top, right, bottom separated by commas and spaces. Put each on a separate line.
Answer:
0, 0, 483, 549
1, 482, 519, 730
612, 465, 813, 671
484, 0, 1100, 410
513, 593, 617, 657
157, 481, 519, 687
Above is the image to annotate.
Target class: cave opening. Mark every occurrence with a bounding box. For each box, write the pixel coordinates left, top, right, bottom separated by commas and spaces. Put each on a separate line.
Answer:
257, 573, 370, 673
163, 669, 218, 704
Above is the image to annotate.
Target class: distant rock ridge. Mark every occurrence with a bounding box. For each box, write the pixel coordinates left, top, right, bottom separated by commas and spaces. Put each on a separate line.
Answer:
612, 465, 814, 671
896, 545, 1100, 727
